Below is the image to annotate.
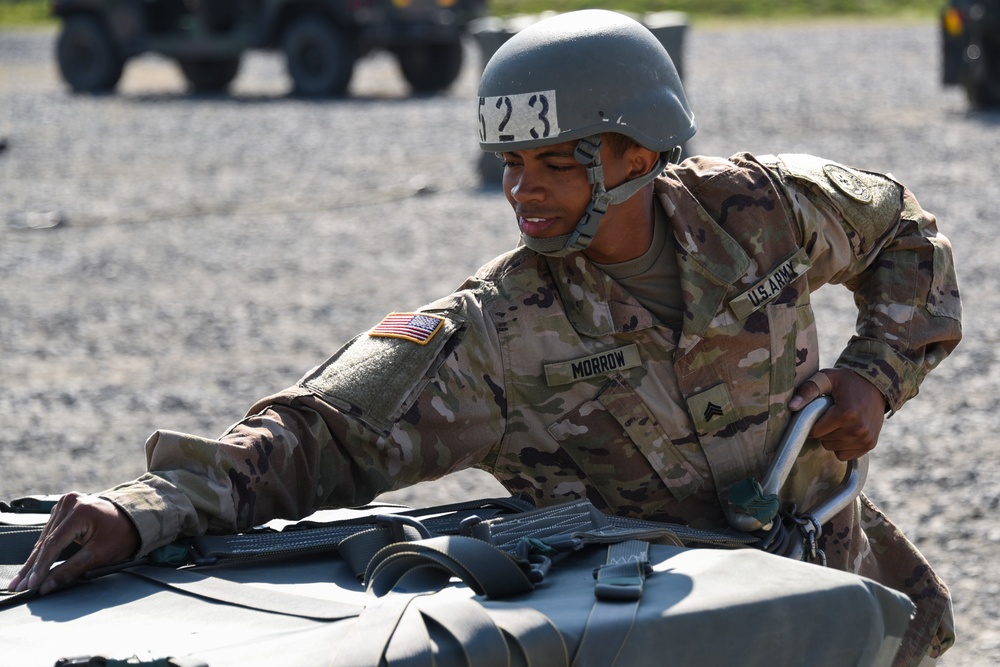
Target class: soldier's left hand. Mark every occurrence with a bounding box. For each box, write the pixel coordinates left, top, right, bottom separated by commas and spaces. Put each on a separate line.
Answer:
788, 368, 887, 461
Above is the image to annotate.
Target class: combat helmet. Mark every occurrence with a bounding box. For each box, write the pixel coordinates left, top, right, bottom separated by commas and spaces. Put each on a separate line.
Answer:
478, 9, 696, 255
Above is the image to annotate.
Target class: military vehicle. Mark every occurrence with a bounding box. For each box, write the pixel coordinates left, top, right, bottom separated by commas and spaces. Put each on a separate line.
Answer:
942, 0, 1000, 107
51, 0, 486, 95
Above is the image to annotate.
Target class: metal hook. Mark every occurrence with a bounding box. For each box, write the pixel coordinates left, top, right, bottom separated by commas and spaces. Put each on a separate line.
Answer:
727, 396, 868, 534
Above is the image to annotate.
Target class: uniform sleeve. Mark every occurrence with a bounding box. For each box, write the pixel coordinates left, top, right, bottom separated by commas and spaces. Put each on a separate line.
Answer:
759, 153, 962, 412
101, 285, 508, 557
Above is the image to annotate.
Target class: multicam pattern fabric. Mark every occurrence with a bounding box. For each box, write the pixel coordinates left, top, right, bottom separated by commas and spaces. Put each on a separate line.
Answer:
103, 153, 961, 666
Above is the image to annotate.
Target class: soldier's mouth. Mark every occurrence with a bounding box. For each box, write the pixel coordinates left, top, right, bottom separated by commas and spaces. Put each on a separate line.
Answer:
518, 216, 561, 238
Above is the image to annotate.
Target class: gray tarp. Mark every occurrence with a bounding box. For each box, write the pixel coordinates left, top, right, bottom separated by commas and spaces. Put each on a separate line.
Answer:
0, 505, 913, 667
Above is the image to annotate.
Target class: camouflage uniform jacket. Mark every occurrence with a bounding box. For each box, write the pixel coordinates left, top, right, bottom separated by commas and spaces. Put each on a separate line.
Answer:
103, 152, 961, 665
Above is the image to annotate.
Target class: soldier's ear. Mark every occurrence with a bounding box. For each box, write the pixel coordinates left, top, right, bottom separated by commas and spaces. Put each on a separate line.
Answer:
627, 146, 660, 179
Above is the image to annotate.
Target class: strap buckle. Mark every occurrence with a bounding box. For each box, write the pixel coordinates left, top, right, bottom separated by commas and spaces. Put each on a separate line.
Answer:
592, 540, 653, 602
593, 561, 654, 601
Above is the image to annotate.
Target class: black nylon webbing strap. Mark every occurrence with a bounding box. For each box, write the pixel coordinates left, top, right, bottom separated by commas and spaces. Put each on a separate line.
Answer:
1, 526, 44, 608
0, 496, 60, 514
337, 515, 432, 579
480, 499, 759, 555
184, 496, 535, 566
0, 526, 42, 568
185, 523, 358, 564
484, 499, 608, 554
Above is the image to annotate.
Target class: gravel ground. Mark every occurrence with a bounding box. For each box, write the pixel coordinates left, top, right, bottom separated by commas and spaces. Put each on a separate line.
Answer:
1, 18, 998, 665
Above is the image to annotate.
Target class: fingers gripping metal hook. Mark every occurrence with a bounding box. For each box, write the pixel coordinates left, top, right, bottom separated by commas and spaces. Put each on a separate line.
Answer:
726, 396, 869, 537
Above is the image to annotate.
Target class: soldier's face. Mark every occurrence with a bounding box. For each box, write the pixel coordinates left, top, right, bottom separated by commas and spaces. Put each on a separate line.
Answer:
500, 140, 593, 241
500, 139, 635, 242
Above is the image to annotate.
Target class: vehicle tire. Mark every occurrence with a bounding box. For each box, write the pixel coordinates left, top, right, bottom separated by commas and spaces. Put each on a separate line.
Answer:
964, 76, 1000, 107
55, 14, 125, 93
282, 16, 356, 97
961, 47, 1000, 108
396, 40, 464, 94
177, 57, 241, 93
965, 37, 1000, 108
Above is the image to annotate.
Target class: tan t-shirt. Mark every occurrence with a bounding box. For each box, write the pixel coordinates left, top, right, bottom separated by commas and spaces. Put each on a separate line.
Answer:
595, 202, 683, 328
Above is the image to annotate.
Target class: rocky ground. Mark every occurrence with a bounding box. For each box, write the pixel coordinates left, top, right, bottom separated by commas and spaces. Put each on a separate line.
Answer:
1, 17, 997, 665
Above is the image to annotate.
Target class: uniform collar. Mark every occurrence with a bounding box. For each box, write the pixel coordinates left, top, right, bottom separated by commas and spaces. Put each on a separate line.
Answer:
654, 171, 751, 348
543, 173, 751, 343
545, 253, 655, 337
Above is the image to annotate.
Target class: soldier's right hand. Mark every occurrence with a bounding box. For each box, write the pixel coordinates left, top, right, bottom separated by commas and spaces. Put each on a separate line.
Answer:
6, 492, 140, 595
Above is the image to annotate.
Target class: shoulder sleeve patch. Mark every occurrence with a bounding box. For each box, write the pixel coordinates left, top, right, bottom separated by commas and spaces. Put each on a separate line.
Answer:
762, 153, 903, 255
300, 310, 465, 435
370, 312, 446, 344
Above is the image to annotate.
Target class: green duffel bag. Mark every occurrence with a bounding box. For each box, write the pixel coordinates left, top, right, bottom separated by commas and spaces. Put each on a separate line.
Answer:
0, 495, 913, 667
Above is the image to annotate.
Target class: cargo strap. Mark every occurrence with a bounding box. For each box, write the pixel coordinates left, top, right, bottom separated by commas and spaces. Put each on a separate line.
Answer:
333, 590, 436, 667
0, 504, 69, 594
0, 496, 62, 514
479, 498, 756, 556
54, 656, 208, 667
0, 497, 533, 609
0, 526, 44, 573
125, 566, 363, 620
181, 495, 535, 569
335, 535, 567, 667
340, 531, 650, 667
0, 564, 32, 606
0, 524, 76, 606
573, 540, 652, 667
159, 497, 753, 586
337, 593, 505, 667
334, 590, 568, 667
0, 495, 757, 613
365, 535, 535, 598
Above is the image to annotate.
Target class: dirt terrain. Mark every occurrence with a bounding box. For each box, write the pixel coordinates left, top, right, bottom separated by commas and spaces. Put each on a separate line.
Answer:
1, 18, 997, 665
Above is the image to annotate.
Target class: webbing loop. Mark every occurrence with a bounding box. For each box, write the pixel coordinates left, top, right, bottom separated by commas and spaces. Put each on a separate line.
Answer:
572, 540, 651, 667
365, 535, 535, 599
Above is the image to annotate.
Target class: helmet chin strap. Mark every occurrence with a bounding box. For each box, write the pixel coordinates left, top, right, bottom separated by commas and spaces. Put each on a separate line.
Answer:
520, 136, 678, 257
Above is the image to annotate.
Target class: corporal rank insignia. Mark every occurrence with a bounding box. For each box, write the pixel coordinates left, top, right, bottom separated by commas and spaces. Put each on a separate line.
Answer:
370, 312, 445, 345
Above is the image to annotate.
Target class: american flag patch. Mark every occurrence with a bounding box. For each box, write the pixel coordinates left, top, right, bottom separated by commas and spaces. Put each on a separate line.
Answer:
369, 312, 445, 345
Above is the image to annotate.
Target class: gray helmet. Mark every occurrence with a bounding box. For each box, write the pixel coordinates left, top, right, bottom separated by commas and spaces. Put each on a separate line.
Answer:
478, 10, 697, 255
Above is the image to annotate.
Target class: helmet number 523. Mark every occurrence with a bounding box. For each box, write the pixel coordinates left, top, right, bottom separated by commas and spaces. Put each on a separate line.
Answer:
479, 91, 560, 145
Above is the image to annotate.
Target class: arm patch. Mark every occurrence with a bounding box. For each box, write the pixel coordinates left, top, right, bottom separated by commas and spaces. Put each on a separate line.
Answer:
760, 153, 903, 256
300, 310, 465, 435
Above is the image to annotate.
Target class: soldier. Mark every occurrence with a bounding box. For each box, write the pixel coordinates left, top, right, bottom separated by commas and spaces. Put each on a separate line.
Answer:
11, 10, 960, 666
